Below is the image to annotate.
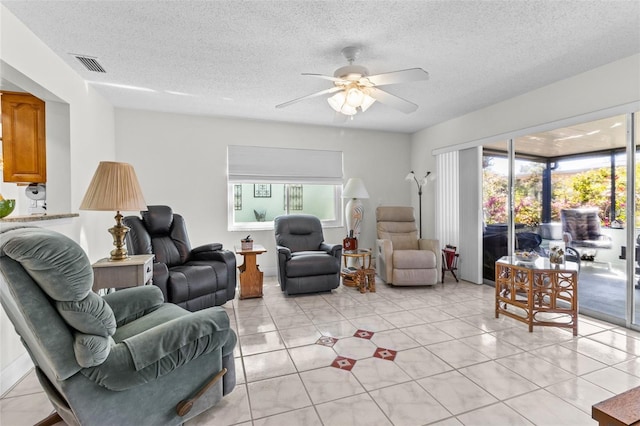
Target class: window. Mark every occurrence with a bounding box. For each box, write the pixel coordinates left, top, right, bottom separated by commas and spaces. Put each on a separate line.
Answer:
227, 146, 343, 231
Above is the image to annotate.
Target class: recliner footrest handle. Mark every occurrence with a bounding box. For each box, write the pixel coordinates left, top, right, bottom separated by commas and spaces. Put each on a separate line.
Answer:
176, 367, 227, 417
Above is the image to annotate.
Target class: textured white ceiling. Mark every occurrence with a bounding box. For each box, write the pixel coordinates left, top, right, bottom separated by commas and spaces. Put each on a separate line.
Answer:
2, 0, 639, 134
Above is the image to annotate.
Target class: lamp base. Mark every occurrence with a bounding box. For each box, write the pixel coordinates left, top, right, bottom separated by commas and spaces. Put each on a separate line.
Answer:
108, 211, 130, 261
345, 198, 364, 240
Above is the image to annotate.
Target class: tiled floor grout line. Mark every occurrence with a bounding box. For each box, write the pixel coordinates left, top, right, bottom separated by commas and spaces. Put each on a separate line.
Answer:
4, 276, 640, 425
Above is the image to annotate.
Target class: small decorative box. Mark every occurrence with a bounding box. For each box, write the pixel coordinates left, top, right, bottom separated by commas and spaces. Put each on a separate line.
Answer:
241, 235, 253, 250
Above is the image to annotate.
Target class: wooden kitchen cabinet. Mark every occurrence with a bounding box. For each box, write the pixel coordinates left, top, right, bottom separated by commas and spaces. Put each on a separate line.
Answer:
1, 91, 46, 183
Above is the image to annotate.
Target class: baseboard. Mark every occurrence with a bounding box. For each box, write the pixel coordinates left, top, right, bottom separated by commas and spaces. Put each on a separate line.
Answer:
0, 352, 34, 396
262, 266, 277, 277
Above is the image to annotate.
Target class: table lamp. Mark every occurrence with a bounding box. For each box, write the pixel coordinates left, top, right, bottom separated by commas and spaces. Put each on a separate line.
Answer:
80, 161, 147, 261
342, 177, 369, 240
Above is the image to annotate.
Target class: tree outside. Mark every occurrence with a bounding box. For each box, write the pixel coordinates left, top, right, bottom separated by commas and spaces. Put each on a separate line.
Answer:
483, 155, 640, 228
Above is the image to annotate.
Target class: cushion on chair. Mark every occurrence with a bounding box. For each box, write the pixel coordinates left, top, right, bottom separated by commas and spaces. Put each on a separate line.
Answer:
274, 215, 325, 253
56, 292, 116, 337
391, 235, 419, 250
393, 268, 438, 285
392, 250, 436, 269
167, 265, 217, 303
586, 212, 602, 240
286, 252, 340, 277
376, 206, 416, 222
0, 227, 93, 301
151, 236, 184, 267
74, 334, 114, 368
102, 285, 165, 327
377, 221, 419, 241
141, 205, 174, 235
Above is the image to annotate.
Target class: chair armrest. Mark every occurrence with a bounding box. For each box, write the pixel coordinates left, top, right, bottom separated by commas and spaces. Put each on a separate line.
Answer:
190, 243, 224, 258
419, 239, 441, 280
82, 307, 234, 391
187, 246, 237, 302
376, 239, 393, 283
320, 242, 342, 259
102, 286, 164, 327
418, 238, 439, 254
276, 245, 292, 261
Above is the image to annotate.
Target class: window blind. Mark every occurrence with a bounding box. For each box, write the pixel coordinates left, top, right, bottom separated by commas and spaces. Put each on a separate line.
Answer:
227, 145, 343, 184
436, 150, 459, 247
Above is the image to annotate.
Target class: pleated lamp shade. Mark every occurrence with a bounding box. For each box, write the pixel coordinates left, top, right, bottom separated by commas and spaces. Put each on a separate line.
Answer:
80, 161, 147, 260
80, 161, 147, 212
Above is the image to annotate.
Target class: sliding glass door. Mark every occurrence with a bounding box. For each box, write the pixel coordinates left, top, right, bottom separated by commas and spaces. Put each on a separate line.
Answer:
484, 113, 639, 328
633, 113, 639, 327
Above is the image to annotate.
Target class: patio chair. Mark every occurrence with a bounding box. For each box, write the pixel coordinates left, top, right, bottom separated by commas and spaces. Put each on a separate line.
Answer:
561, 208, 612, 265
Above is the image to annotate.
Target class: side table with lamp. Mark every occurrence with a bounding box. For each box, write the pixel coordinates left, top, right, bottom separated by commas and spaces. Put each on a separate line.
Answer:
79, 161, 149, 290
341, 248, 375, 293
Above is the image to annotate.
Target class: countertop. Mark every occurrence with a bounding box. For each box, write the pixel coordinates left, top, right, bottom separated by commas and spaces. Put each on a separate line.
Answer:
0, 213, 79, 222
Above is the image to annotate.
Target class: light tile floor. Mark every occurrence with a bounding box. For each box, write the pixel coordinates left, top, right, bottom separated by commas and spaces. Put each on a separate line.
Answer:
3, 275, 640, 425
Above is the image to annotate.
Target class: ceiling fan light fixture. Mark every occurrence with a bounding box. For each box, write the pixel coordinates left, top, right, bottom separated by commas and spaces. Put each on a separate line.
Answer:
360, 93, 376, 112
340, 104, 358, 116
345, 86, 364, 107
327, 91, 346, 112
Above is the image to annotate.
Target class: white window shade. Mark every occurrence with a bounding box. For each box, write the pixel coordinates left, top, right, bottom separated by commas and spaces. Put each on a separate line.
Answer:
228, 146, 343, 184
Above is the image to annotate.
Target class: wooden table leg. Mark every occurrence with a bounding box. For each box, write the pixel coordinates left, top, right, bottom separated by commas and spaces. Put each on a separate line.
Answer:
367, 269, 376, 292
238, 252, 264, 299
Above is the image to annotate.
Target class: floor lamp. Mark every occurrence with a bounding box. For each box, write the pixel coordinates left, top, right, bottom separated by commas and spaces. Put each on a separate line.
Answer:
405, 171, 432, 239
342, 178, 369, 240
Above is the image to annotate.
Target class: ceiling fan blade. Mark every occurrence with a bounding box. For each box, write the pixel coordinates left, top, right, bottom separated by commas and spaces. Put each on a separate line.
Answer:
301, 73, 347, 84
368, 87, 419, 114
275, 86, 342, 109
364, 68, 429, 87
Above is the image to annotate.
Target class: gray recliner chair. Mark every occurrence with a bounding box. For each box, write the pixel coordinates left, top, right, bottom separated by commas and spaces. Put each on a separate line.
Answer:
0, 227, 236, 426
274, 214, 342, 295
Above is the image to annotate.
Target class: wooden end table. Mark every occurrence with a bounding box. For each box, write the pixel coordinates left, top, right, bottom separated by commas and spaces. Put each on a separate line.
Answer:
341, 249, 375, 293
235, 244, 267, 299
92, 254, 154, 292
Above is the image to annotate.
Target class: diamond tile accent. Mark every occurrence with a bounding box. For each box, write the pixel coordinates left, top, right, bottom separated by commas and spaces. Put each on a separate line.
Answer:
316, 336, 338, 347
354, 329, 374, 340
331, 356, 357, 371
373, 347, 397, 361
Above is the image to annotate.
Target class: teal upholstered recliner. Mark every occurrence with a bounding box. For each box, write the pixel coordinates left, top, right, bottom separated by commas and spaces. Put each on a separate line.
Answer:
0, 227, 237, 426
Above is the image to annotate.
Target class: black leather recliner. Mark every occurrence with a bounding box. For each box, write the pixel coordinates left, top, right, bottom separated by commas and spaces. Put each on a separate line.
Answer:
274, 214, 342, 295
124, 205, 236, 311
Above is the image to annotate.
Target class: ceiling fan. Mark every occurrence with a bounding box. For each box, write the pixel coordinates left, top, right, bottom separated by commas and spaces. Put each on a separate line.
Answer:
276, 46, 429, 116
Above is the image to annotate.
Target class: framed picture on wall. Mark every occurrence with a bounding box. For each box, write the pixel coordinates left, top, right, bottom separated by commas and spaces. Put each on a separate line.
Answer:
254, 184, 271, 198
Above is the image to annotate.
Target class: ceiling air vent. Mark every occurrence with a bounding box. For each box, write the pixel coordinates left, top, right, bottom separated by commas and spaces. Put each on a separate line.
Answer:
73, 54, 106, 73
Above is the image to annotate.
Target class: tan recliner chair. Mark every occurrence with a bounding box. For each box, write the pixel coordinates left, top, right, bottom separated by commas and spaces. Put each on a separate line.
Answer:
375, 206, 439, 286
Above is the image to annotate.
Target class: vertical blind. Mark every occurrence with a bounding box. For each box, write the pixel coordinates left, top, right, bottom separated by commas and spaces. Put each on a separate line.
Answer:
436, 151, 459, 247
227, 145, 343, 184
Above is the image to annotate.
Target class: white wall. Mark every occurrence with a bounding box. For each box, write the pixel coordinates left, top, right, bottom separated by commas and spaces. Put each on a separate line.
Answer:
411, 54, 640, 273
1, 5, 116, 389
114, 109, 413, 275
